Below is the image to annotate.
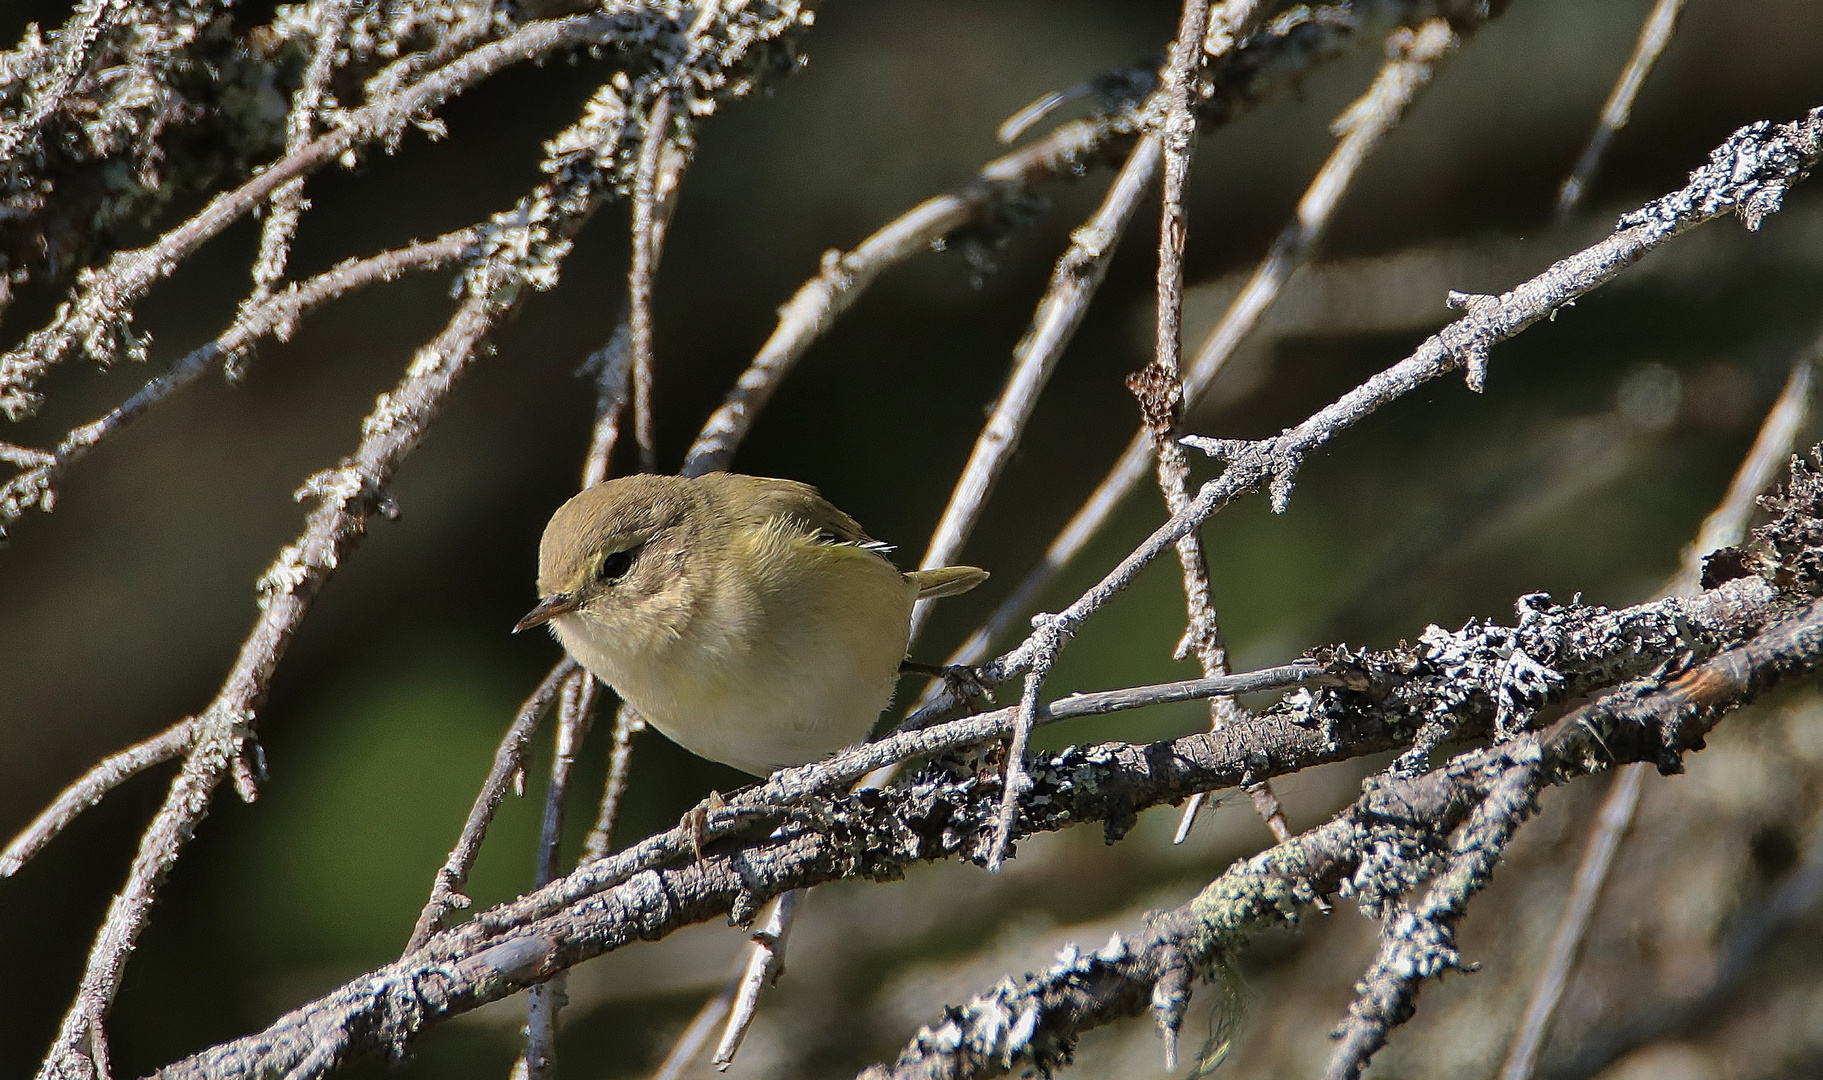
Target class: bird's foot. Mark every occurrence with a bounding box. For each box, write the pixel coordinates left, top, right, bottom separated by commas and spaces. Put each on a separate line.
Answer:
900, 660, 993, 713
682, 789, 727, 861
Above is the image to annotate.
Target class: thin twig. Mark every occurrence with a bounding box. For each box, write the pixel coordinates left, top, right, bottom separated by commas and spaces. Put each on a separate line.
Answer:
1497, 357, 1815, 1080
251, 0, 354, 302
1144, 0, 1262, 853
407, 661, 577, 952
712, 888, 800, 1068
581, 705, 646, 861
517, 670, 598, 1080
1496, 763, 1645, 1080
0, 720, 193, 878
908, 134, 1162, 643
1541, 815, 1823, 1080
629, 91, 674, 475
2, 229, 478, 532
650, 963, 741, 1080
1175, 16, 1457, 844
1555, 0, 1688, 220
1000, 0, 1229, 874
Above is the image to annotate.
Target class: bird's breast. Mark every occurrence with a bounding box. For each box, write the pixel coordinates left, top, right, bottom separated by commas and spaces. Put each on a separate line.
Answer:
554, 552, 918, 776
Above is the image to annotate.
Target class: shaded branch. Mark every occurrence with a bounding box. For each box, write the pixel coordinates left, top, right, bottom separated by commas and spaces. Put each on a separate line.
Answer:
1555, 0, 1688, 219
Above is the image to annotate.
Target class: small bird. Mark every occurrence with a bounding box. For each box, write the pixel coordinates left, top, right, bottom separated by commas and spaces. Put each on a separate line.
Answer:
514, 473, 987, 776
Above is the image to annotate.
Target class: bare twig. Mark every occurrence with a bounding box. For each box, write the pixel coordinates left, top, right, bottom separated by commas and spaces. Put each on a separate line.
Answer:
1497, 763, 1646, 1080
2, 229, 478, 532
650, 961, 741, 1080
581, 705, 646, 861
1555, 0, 1688, 220
0, 720, 193, 878
629, 91, 674, 475
908, 135, 1162, 643
1177, 15, 1457, 844
712, 889, 800, 1068
516, 671, 599, 1080
1149, 0, 1268, 861
1497, 357, 1815, 1080
989, 0, 1239, 874
1541, 815, 1823, 1080
408, 662, 577, 952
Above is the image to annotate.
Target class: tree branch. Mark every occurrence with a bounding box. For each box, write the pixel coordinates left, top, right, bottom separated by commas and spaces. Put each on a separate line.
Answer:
1555, 0, 1688, 219
680, 0, 1462, 476
1, 228, 479, 533
862, 589, 1823, 1080
28, 8, 816, 1075
0, 720, 193, 879
141, 556, 1799, 1078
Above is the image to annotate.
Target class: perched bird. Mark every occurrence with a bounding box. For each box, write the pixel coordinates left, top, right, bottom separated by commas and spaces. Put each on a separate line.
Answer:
514, 473, 987, 776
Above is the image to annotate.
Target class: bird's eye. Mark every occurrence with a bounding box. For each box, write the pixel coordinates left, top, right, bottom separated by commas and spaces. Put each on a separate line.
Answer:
598, 547, 637, 582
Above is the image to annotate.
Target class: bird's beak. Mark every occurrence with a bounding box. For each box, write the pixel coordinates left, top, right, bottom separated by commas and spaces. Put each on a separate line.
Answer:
513, 593, 579, 634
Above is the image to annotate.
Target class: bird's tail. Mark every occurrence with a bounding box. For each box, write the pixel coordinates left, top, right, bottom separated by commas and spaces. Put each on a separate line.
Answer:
907, 565, 989, 599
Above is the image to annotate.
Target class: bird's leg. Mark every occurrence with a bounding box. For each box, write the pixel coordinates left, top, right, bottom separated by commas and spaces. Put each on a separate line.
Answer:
900, 660, 993, 713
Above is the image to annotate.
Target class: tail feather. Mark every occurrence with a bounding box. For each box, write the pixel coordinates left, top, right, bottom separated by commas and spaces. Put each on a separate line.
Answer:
907, 565, 989, 600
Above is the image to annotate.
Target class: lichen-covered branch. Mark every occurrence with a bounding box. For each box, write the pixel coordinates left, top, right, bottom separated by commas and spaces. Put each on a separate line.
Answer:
137, 548, 1808, 1079
860, 581, 1823, 1080
980, 103, 1822, 770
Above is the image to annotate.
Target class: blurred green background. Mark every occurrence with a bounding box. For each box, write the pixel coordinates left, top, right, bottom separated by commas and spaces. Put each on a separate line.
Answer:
3, 1, 1823, 1077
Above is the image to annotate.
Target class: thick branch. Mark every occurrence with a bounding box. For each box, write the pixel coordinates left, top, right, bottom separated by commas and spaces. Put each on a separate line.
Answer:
144, 569, 1791, 1079
861, 594, 1823, 1080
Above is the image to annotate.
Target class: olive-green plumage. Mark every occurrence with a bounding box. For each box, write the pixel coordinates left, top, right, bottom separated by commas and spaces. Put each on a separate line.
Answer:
519, 473, 987, 776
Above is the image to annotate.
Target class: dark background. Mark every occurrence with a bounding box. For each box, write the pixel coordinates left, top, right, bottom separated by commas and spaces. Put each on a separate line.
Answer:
3, 1, 1823, 1077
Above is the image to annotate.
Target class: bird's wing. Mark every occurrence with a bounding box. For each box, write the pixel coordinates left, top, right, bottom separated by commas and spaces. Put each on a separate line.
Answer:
702, 474, 879, 548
